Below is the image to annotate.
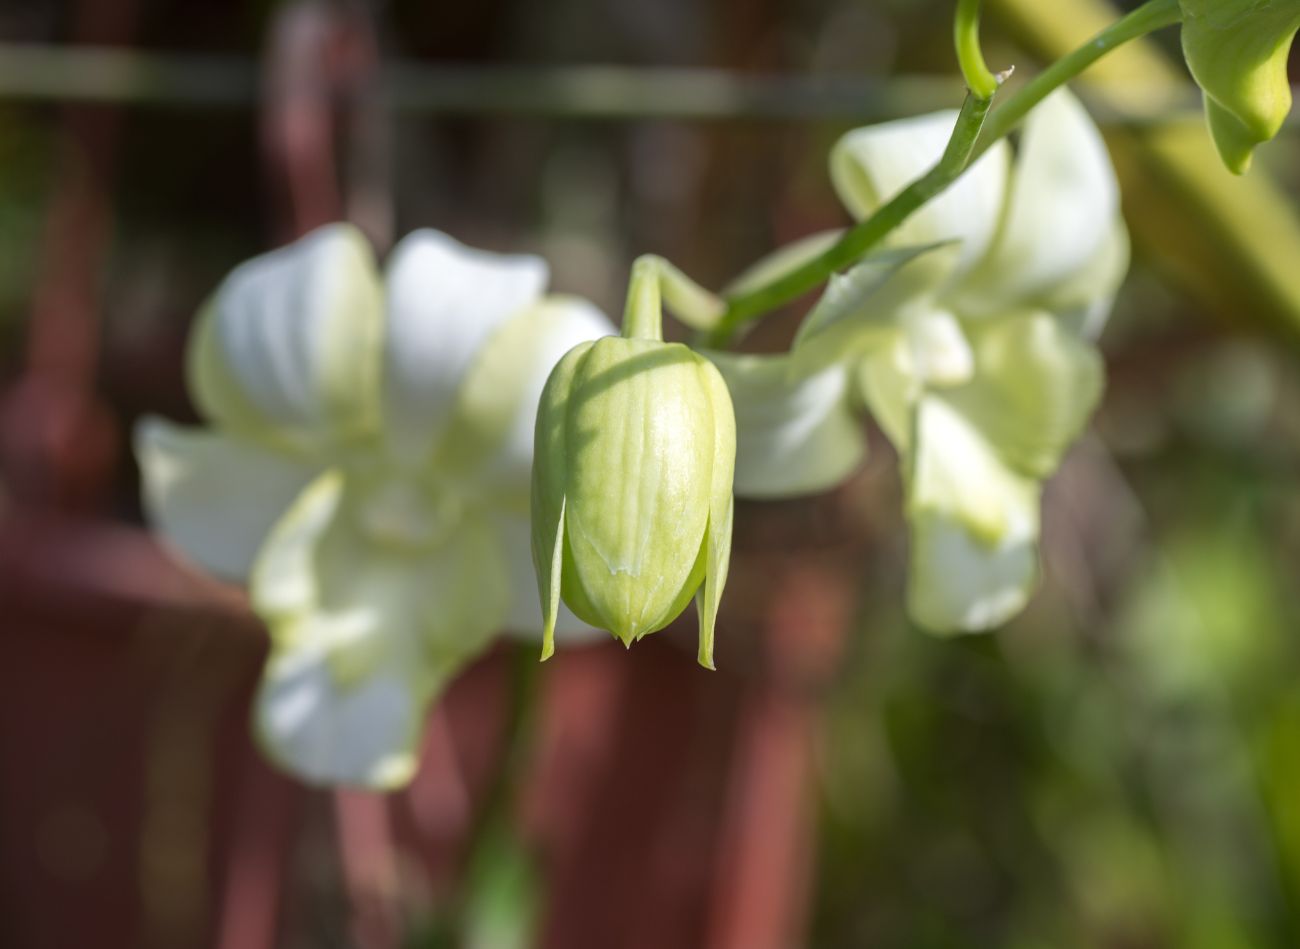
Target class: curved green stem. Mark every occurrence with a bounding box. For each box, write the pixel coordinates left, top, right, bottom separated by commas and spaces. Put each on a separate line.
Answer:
955, 0, 999, 98
622, 257, 666, 341
975, 0, 1182, 153
624, 255, 724, 340
704, 90, 993, 347
705, 0, 1182, 349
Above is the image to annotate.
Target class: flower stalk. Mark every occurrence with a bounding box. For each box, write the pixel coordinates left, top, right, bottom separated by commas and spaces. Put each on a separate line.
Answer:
705, 0, 1183, 349
976, 0, 1183, 153
705, 89, 994, 347
955, 0, 1000, 99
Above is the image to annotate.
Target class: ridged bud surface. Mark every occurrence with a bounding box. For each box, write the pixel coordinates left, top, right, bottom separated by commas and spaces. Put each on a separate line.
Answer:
532, 335, 735, 668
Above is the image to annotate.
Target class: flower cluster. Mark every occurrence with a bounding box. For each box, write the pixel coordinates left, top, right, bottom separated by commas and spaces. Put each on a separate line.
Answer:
137, 225, 611, 787
718, 90, 1125, 633
135, 0, 1297, 790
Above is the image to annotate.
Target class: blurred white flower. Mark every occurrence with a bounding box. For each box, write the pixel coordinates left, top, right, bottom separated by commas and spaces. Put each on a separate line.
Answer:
791, 89, 1128, 633
136, 224, 612, 788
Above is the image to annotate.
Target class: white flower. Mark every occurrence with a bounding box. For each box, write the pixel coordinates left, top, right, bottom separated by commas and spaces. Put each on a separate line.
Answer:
789, 89, 1129, 633
136, 224, 613, 788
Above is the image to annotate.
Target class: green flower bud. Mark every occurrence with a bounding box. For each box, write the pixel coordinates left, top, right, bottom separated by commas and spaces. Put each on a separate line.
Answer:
1180, 0, 1300, 173
531, 257, 735, 669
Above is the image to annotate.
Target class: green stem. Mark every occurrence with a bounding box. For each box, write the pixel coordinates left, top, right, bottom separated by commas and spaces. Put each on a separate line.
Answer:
976, 0, 1182, 153
625, 254, 726, 337
438, 644, 543, 943
705, 0, 1182, 349
622, 256, 665, 341
955, 0, 999, 98
705, 90, 993, 347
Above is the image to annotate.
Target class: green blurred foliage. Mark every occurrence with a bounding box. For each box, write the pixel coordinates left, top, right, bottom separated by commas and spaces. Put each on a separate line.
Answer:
0, 105, 54, 353
813, 328, 1300, 946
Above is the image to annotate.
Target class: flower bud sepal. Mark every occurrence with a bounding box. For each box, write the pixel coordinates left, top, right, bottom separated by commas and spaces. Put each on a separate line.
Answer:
1179, 0, 1300, 174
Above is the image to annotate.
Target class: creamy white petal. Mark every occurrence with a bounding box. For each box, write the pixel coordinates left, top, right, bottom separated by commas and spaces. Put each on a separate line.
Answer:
830, 111, 1010, 284
253, 472, 513, 663
188, 223, 382, 449
382, 229, 548, 464
856, 335, 919, 452
134, 416, 319, 581
705, 350, 866, 498
907, 507, 1038, 634
1040, 217, 1130, 340
900, 307, 974, 388
255, 645, 430, 790
430, 296, 614, 496
908, 397, 1039, 545
250, 471, 512, 788
957, 90, 1120, 317
943, 311, 1104, 479
492, 512, 603, 643
905, 397, 1041, 633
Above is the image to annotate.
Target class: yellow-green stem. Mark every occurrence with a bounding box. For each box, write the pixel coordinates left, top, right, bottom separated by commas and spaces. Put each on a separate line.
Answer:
955, 0, 1000, 98
704, 0, 1182, 349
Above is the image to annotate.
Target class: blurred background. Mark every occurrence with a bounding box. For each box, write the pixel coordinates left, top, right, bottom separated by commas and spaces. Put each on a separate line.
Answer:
1, 0, 1299, 946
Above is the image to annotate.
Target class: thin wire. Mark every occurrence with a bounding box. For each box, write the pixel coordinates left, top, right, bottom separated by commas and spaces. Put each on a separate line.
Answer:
0, 42, 1296, 129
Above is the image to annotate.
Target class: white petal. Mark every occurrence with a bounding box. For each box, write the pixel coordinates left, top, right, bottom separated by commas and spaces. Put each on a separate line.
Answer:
900, 307, 974, 388
1041, 217, 1130, 340
905, 397, 1041, 633
252, 472, 513, 661
188, 223, 382, 449
857, 335, 918, 451
382, 229, 549, 464
134, 416, 319, 581
249, 472, 347, 619
944, 311, 1104, 479
907, 506, 1038, 634
704, 350, 866, 498
492, 512, 603, 644
432, 296, 613, 495
250, 471, 512, 788
957, 90, 1120, 316
909, 397, 1038, 545
255, 646, 429, 790
831, 111, 1010, 284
